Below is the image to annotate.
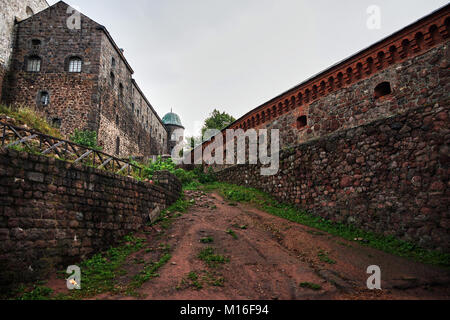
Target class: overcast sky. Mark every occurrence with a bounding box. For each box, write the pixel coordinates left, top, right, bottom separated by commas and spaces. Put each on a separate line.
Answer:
49, 0, 448, 137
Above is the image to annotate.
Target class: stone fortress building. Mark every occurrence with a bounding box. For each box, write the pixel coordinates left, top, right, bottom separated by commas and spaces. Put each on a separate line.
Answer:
0, 0, 49, 100
0, 1, 177, 158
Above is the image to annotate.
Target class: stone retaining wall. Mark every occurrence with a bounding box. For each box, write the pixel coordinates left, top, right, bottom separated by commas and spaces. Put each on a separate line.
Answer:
216, 104, 449, 252
0, 148, 181, 290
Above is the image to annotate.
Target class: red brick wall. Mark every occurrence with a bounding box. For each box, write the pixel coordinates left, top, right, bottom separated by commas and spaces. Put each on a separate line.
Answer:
198, 7, 450, 156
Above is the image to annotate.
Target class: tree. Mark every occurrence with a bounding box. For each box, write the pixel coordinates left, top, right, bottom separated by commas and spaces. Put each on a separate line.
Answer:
201, 109, 236, 140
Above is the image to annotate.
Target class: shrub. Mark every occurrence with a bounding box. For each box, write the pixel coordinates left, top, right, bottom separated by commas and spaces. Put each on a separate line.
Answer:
70, 129, 102, 150
174, 168, 197, 185
194, 166, 217, 184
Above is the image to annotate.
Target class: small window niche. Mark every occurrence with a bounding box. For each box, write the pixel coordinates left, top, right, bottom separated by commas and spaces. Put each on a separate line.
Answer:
374, 82, 392, 99
31, 39, 41, 49
38, 91, 50, 106
297, 116, 308, 130
115, 137, 120, 155
110, 72, 115, 87
52, 118, 62, 128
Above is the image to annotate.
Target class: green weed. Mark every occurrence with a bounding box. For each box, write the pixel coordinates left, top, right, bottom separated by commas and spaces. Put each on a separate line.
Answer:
198, 247, 230, 268
201, 182, 450, 268
299, 282, 322, 291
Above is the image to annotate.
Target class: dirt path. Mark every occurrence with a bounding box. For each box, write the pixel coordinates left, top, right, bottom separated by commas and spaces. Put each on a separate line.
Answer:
49, 190, 450, 300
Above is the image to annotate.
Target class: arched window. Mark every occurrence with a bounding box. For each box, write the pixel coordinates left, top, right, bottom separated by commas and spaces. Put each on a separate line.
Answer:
119, 83, 124, 100
110, 72, 115, 86
31, 39, 41, 47
27, 56, 41, 72
68, 57, 82, 73
52, 118, 61, 128
297, 116, 307, 129
374, 82, 392, 99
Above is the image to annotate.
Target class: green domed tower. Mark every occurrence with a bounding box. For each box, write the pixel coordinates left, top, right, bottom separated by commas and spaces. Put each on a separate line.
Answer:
162, 109, 184, 155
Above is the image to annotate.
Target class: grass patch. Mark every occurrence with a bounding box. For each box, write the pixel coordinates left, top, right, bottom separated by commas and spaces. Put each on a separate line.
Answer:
19, 286, 54, 300
187, 272, 203, 290
151, 198, 193, 229
299, 282, 322, 291
129, 253, 172, 290
200, 182, 450, 268
200, 236, 214, 244
318, 250, 337, 265
0, 105, 62, 138
226, 229, 238, 240
198, 247, 230, 268
177, 270, 225, 291
35, 234, 147, 300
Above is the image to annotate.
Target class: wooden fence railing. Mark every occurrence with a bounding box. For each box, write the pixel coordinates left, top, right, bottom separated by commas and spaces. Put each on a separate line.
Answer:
0, 121, 142, 176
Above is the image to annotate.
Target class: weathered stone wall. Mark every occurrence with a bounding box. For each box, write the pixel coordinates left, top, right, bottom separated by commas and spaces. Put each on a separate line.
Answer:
0, 0, 48, 103
0, 0, 49, 69
216, 104, 449, 252
0, 65, 6, 103
0, 148, 181, 290
4, 2, 103, 134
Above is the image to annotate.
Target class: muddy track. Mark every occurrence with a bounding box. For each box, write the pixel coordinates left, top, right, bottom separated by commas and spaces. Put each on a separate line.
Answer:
48, 190, 450, 300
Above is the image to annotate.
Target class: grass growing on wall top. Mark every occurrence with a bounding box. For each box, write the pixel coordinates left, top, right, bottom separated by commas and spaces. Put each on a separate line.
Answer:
0, 105, 62, 138
201, 182, 450, 268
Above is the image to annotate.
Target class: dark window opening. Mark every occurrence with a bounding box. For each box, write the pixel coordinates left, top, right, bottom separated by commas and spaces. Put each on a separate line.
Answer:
374, 82, 392, 99
52, 118, 61, 128
38, 91, 49, 106
31, 39, 41, 47
119, 83, 123, 100
297, 116, 307, 129
115, 137, 120, 155
111, 57, 116, 68
110, 72, 115, 87
115, 114, 119, 126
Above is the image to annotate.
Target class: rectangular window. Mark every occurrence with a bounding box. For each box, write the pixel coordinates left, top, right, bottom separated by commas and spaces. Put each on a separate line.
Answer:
69, 59, 82, 73
27, 58, 41, 72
